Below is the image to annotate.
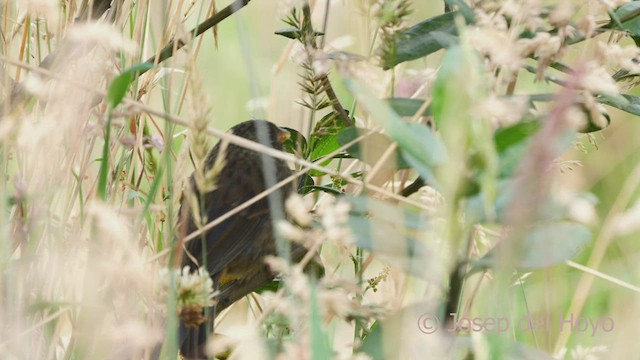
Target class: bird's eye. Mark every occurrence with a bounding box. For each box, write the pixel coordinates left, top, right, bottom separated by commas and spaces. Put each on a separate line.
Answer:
277, 128, 291, 143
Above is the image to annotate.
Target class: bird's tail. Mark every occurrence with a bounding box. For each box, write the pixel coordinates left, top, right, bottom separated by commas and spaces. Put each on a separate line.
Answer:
178, 306, 216, 360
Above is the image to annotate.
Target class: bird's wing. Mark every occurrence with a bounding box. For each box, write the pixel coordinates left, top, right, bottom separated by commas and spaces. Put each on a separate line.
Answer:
182, 169, 273, 279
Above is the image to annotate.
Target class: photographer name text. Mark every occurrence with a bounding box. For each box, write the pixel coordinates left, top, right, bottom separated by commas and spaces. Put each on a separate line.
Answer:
417, 312, 614, 336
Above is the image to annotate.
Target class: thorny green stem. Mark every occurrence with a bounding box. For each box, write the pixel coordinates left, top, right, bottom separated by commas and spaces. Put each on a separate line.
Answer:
301, 4, 353, 127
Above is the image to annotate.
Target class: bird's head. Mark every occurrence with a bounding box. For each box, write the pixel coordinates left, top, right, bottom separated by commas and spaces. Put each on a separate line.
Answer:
229, 120, 290, 150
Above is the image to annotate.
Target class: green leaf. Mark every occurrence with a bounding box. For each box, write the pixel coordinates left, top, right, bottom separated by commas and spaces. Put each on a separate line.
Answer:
599, 93, 640, 116
304, 171, 359, 192
494, 120, 540, 154
497, 141, 530, 179
431, 44, 497, 202
123, 62, 156, 75
305, 113, 351, 177
282, 127, 308, 157
274, 27, 302, 39
615, 1, 640, 35
444, 0, 476, 22
107, 74, 133, 109
107, 63, 154, 109
344, 79, 448, 190
465, 180, 513, 223
614, 1, 640, 44
493, 120, 540, 179
297, 173, 314, 192
255, 279, 283, 293
310, 134, 343, 161
428, 30, 460, 49
615, 0, 640, 19
474, 222, 591, 271
274, 28, 324, 40
97, 127, 112, 200
431, 45, 481, 129
308, 158, 334, 177
359, 321, 383, 360
381, 11, 469, 69
386, 98, 431, 117
309, 112, 349, 161
400, 151, 440, 191
299, 184, 343, 195
609, 9, 625, 31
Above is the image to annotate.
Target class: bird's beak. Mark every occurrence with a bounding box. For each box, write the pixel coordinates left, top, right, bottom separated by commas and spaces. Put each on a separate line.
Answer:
277, 128, 291, 143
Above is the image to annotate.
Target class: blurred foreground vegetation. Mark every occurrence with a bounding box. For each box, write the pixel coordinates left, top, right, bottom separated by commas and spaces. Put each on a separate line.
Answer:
2, 0, 640, 359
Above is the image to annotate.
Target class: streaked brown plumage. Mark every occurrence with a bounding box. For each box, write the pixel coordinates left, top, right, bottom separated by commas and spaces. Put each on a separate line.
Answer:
178, 120, 295, 359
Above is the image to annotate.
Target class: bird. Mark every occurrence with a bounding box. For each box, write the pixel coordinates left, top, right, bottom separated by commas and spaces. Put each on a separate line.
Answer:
177, 120, 298, 359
